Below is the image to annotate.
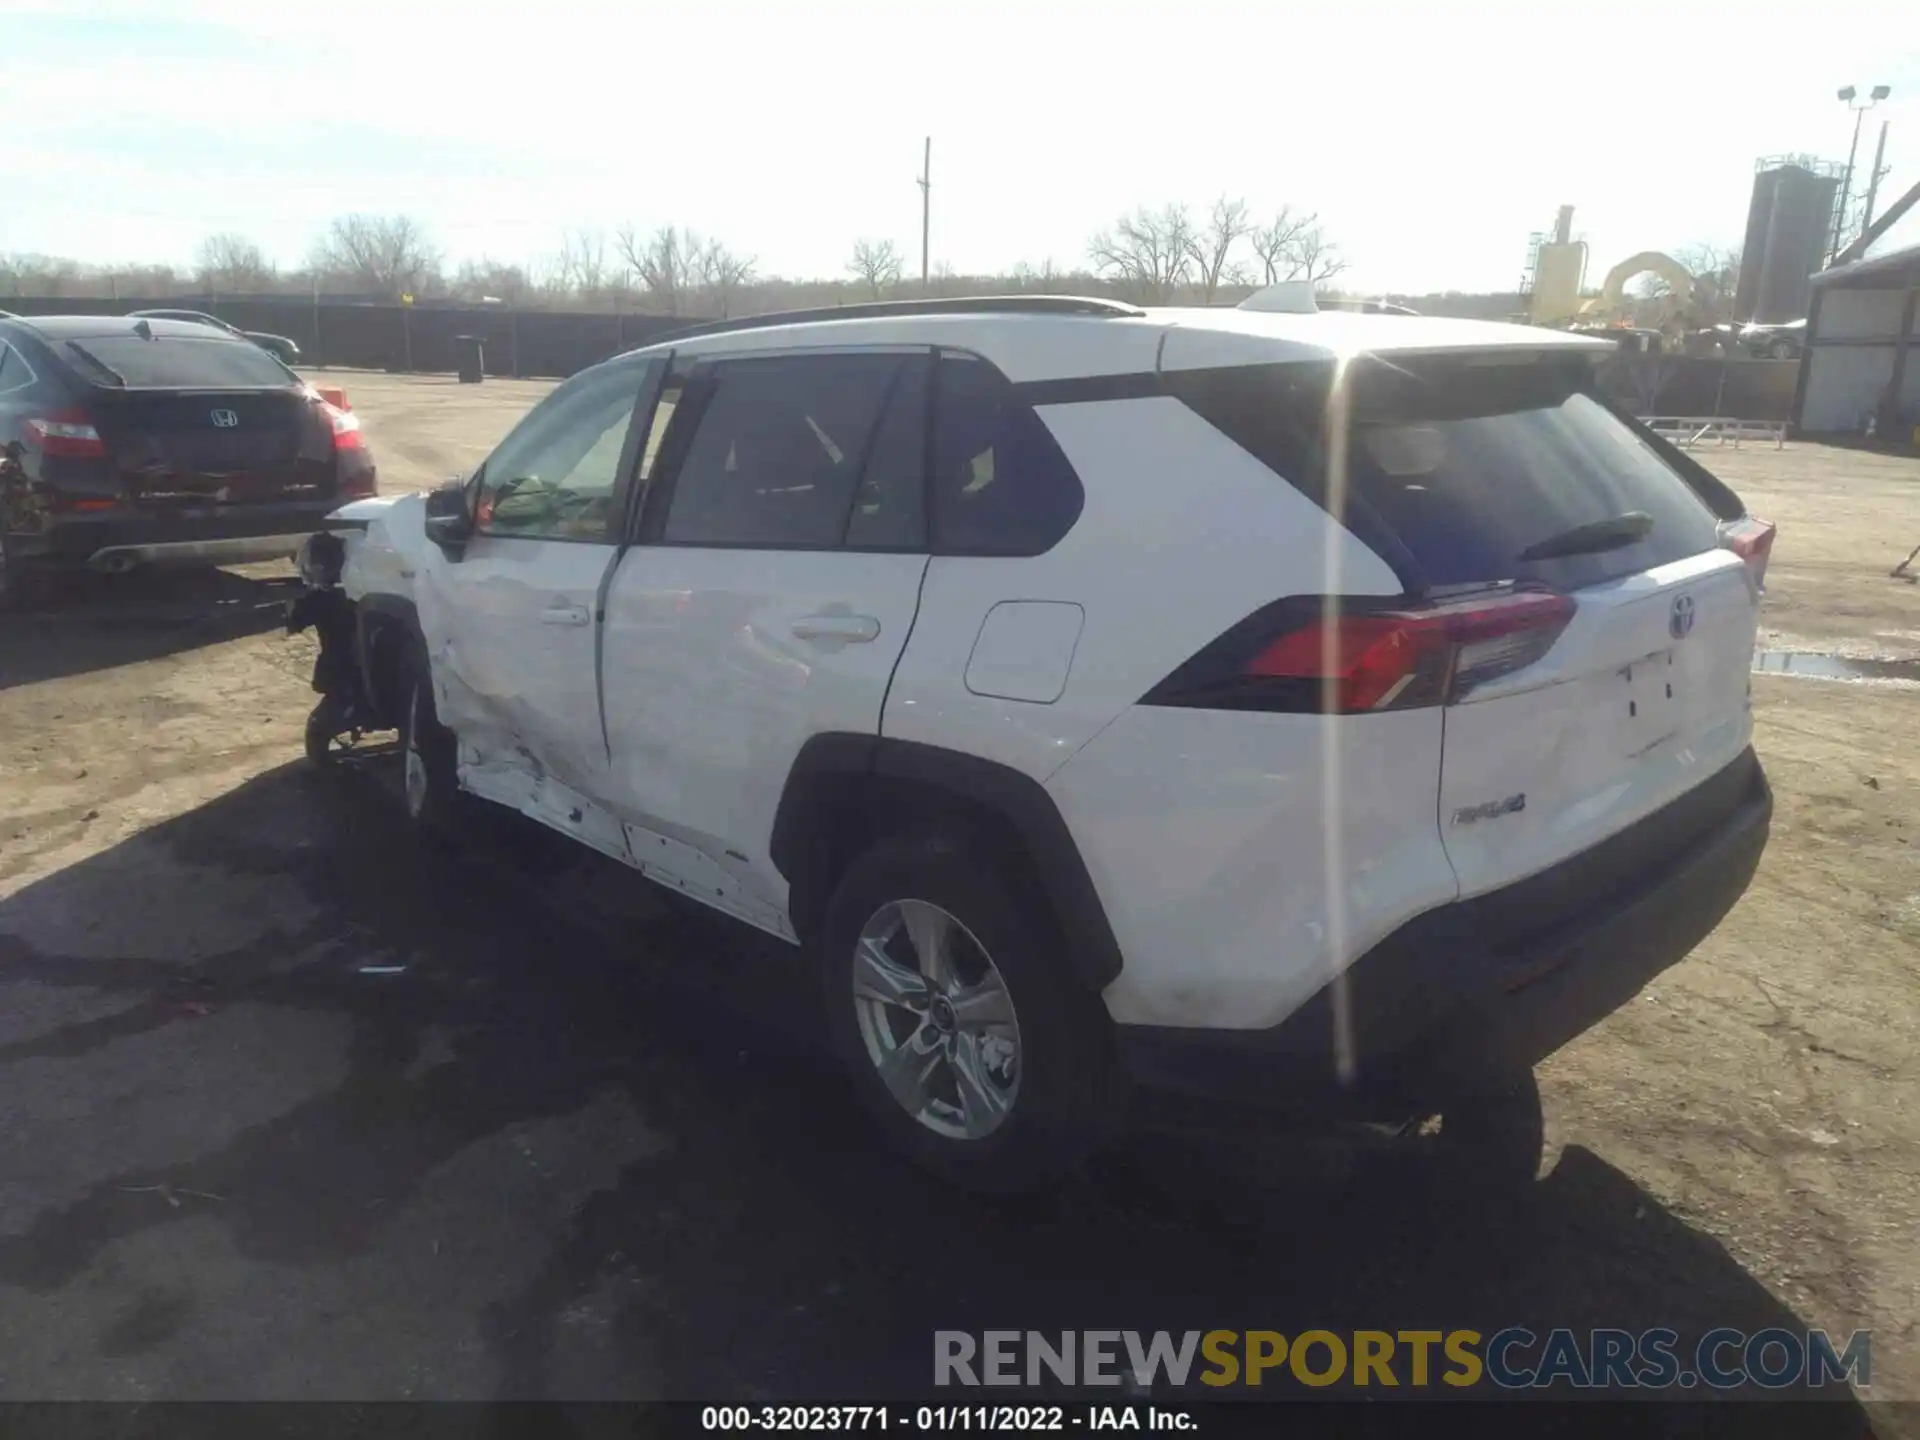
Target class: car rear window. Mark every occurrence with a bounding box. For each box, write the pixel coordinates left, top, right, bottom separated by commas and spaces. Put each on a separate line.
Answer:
1168, 355, 1724, 593
64, 335, 293, 390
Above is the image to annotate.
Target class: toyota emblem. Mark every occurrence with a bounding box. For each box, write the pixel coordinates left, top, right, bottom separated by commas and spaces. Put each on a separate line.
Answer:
1670, 594, 1696, 640
210, 408, 239, 428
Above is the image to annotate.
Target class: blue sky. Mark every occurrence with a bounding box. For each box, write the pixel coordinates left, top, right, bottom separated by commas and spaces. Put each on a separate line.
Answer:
4, 0, 1918, 294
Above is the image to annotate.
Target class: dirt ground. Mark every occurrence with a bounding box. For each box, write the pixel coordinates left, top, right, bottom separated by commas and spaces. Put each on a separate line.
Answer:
1, 372, 1917, 1424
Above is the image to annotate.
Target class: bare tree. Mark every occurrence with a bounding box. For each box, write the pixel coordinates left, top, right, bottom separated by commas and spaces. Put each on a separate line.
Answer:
615, 225, 700, 313
107, 263, 184, 300
1, 252, 84, 298
847, 239, 903, 299
195, 232, 274, 293
1088, 204, 1194, 302
1249, 208, 1314, 285
555, 228, 610, 299
453, 258, 535, 306
1246, 209, 1348, 287
694, 237, 756, 317
1185, 197, 1251, 304
1675, 242, 1741, 324
1285, 224, 1347, 285
1009, 257, 1064, 293
310, 215, 439, 299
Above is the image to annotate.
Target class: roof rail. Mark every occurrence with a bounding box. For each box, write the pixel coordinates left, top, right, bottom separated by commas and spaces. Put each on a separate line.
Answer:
651, 294, 1145, 344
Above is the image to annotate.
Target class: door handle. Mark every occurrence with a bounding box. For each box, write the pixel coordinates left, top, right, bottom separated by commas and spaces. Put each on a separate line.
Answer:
790, 614, 881, 644
540, 604, 591, 627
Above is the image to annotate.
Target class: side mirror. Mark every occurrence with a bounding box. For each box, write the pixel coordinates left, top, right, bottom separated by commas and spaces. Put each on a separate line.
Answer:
423, 480, 473, 557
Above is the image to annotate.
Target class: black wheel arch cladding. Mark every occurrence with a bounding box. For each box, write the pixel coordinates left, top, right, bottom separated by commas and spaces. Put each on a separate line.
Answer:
771, 733, 1124, 993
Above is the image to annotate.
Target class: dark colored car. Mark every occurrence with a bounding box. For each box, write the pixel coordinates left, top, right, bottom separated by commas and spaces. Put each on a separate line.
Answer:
0, 315, 375, 608
1740, 319, 1805, 360
128, 308, 303, 365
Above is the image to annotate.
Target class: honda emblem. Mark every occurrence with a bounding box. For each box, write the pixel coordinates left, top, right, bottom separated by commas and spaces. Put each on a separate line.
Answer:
1670, 594, 1696, 640
210, 408, 239, 428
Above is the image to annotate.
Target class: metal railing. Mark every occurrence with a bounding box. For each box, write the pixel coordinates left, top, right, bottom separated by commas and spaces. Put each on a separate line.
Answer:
1641, 416, 1788, 450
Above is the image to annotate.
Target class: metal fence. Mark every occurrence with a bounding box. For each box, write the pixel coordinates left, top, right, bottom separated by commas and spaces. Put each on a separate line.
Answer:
1641, 416, 1789, 449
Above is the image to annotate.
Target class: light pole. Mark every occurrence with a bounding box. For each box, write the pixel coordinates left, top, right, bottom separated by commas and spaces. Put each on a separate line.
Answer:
917, 137, 931, 295
1830, 85, 1892, 263
1862, 118, 1892, 235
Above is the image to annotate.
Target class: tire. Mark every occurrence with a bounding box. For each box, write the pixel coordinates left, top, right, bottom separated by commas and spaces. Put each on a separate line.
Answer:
1769, 340, 1796, 361
1422, 1068, 1545, 1205
820, 830, 1118, 1193
0, 535, 48, 613
396, 643, 461, 835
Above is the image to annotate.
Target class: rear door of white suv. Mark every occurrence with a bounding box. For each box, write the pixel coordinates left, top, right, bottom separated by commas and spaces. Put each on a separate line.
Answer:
598, 347, 932, 929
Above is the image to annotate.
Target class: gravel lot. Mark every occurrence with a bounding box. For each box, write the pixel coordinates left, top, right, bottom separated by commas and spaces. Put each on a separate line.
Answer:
1, 372, 1916, 1427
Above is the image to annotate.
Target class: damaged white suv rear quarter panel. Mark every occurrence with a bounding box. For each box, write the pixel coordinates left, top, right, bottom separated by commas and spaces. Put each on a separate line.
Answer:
882, 395, 1402, 782
883, 389, 1453, 1032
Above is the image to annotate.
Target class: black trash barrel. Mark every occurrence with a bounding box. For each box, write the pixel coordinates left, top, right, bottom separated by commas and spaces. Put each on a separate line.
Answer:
454, 335, 485, 384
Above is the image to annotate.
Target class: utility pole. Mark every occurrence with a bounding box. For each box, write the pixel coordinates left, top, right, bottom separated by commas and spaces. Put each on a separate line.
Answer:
1830, 85, 1891, 263
1862, 119, 1891, 235
917, 136, 931, 294
1832, 107, 1867, 264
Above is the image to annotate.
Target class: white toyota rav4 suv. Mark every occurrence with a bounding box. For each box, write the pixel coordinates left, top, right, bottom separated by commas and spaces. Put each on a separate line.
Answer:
328, 292, 1775, 1193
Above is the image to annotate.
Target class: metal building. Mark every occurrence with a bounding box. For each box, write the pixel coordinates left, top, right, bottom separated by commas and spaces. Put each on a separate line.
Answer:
1792, 180, 1920, 439
1735, 157, 1843, 325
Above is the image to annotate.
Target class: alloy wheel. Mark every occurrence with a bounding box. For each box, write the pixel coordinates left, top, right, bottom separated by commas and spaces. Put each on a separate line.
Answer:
852, 899, 1022, 1140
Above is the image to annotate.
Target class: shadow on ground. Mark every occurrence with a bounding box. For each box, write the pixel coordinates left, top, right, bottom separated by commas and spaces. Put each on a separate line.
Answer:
0, 563, 300, 690
0, 764, 1877, 1424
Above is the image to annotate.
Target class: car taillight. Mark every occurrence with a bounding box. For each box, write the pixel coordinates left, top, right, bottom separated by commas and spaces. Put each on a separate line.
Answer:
1147, 588, 1577, 715
323, 401, 365, 451
22, 408, 106, 459
1718, 517, 1775, 593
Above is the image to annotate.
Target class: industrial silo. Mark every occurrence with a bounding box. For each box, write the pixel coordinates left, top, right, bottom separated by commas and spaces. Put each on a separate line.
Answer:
1735, 157, 1843, 325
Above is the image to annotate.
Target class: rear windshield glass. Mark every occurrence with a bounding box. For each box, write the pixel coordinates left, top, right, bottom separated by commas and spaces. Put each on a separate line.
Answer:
1170, 356, 1723, 592
64, 335, 293, 390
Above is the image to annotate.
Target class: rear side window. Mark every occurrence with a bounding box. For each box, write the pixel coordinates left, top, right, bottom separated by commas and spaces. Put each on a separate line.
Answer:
0, 342, 37, 398
662, 352, 902, 548
63, 335, 293, 390
1168, 357, 1722, 592
930, 353, 1083, 556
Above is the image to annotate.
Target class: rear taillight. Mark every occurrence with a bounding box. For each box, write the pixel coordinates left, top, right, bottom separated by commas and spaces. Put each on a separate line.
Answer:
323, 401, 365, 451
326, 400, 377, 498
22, 408, 106, 459
1718, 517, 1775, 593
1149, 588, 1577, 715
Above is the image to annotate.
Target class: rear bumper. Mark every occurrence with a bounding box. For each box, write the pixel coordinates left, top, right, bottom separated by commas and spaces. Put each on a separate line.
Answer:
1116, 747, 1772, 1117
90, 533, 313, 569
11, 502, 341, 571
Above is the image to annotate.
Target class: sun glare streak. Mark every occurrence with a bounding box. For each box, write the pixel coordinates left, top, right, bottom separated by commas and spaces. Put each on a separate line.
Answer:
1321, 352, 1357, 1086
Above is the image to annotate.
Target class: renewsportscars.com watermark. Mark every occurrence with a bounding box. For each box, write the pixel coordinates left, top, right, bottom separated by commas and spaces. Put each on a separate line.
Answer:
934, 1328, 1872, 1391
